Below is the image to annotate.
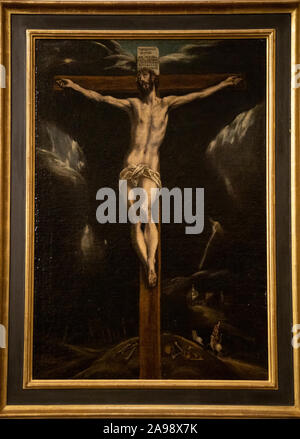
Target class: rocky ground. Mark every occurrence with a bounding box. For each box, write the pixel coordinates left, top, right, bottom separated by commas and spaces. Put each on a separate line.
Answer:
34, 331, 267, 380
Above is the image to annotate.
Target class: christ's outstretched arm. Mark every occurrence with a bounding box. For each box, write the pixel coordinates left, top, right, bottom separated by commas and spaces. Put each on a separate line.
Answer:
165, 75, 242, 110
56, 78, 131, 112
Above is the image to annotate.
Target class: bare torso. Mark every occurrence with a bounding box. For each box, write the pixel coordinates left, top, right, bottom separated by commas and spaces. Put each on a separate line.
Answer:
125, 97, 169, 171
59, 74, 237, 175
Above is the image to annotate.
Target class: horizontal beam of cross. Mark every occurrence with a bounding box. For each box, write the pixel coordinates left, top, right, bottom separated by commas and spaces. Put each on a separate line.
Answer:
54, 73, 244, 93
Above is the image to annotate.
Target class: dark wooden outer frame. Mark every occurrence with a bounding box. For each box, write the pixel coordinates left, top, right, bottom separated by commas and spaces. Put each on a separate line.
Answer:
0, 0, 299, 418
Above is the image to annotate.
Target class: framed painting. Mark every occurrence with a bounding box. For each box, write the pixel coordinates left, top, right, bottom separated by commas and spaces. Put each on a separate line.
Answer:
0, 0, 300, 418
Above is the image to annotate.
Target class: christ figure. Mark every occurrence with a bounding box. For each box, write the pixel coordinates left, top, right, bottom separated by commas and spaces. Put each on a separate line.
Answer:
57, 69, 241, 288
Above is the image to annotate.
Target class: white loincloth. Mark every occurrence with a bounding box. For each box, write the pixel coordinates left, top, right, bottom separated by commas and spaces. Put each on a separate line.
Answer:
119, 163, 162, 188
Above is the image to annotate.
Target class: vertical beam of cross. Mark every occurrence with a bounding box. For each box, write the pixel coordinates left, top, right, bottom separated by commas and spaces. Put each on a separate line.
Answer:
139, 221, 161, 379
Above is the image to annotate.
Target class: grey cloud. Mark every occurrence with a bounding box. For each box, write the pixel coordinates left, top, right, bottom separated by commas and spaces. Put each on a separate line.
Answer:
37, 122, 86, 185
206, 104, 265, 200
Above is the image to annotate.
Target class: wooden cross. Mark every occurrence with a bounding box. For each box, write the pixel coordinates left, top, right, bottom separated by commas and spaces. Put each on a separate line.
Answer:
54, 73, 240, 379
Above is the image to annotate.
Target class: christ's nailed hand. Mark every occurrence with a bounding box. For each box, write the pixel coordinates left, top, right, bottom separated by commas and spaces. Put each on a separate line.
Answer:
56, 78, 74, 88
223, 75, 243, 87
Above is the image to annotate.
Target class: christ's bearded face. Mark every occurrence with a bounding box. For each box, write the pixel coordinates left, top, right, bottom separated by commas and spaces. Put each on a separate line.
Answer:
137, 69, 155, 95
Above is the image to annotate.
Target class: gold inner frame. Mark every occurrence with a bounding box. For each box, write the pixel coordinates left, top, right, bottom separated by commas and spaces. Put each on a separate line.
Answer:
0, 0, 299, 419
23, 29, 277, 390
